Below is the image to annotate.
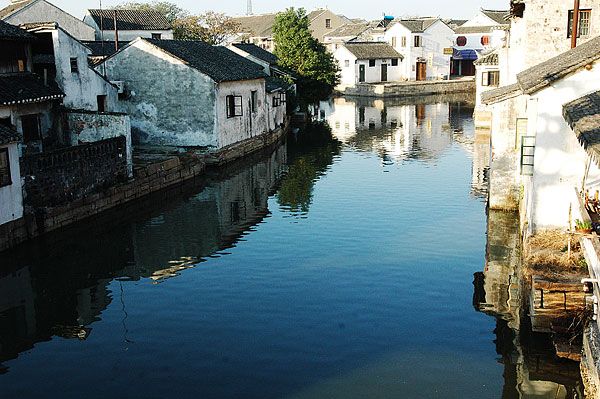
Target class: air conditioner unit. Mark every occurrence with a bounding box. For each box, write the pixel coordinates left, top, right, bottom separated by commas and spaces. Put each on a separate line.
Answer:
111, 80, 125, 94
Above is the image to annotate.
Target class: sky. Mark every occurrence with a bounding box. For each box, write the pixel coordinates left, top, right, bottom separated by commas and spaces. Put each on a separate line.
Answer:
2, 0, 509, 20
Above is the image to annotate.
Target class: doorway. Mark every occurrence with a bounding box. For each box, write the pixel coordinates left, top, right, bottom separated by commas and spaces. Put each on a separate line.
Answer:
359, 64, 365, 83
381, 63, 388, 82
416, 62, 427, 81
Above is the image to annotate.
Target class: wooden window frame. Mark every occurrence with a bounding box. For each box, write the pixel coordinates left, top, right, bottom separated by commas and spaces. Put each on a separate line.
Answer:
0, 147, 12, 188
280, 92, 286, 104
251, 90, 258, 113
226, 95, 243, 118
391, 58, 399, 66
482, 70, 500, 87
369, 59, 376, 67
401, 36, 407, 47
273, 95, 280, 107
481, 35, 490, 46
70, 57, 78, 73
151, 33, 162, 39
568, 9, 592, 38
414, 35, 422, 47
325, 18, 331, 29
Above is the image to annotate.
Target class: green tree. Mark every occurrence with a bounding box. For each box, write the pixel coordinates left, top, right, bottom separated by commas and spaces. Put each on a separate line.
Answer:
272, 8, 340, 104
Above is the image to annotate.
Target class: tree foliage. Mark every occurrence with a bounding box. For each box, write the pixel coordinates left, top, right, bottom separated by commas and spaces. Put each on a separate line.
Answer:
272, 8, 340, 103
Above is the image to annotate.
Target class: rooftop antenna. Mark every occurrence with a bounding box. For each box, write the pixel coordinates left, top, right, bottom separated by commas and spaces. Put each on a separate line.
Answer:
247, 0, 253, 15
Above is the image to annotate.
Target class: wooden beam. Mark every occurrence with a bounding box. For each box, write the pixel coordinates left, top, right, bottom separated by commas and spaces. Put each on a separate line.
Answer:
572, 0, 581, 49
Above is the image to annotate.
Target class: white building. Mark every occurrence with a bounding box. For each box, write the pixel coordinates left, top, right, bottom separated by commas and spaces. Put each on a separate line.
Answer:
334, 42, 403, 88
99, 38, 286, 149
384, 18, 454, 81
83, 9, 173, 41
481, 36, 600, 232
451, 9, 509, 77
0, 126, 23, 226
0, 0, 95, 40
323, 22, 370, 52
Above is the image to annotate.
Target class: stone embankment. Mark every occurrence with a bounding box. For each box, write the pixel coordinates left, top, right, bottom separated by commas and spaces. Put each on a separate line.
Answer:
338, 78, 475, 98
0, 122, 289, 252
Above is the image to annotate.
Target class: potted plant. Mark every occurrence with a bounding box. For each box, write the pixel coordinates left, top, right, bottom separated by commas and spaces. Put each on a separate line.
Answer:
575, 219, 594, 234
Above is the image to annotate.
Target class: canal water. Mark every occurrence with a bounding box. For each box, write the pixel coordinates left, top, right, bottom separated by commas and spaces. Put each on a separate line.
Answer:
0, 95, 581, 398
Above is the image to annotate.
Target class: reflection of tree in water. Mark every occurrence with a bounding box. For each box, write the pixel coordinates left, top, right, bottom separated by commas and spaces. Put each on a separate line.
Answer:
277, 122, 341, 215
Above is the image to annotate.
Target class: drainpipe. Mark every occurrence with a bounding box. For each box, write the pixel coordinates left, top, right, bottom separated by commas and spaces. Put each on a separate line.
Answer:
114, 10, 119, 53
572, 0, 580, 49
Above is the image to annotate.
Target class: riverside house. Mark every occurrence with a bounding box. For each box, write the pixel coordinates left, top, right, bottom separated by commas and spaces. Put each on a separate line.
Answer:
83, 9, 174, 41
334, 42, 403, 88
99, 38, 287, 149
0, 0, 95, 40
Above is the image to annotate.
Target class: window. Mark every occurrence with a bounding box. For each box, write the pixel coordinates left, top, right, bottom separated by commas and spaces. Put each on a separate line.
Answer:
272, 95, 280, 107
568, 9, 592, 37
481, 35, 490, 45
152, 33, 162, 39
0, 148, 11, 187
18, 59, 25, 72
456, 36, 467, 46
325, 18, 331, 29
280, 92, 286, 104
97, 95, 107, 112
481, 70, 500, 87
344, 60, 350, 68
70, 57, 78, 73
391, 58, 399, 66
226, 95, 243, 118
391, 37, 397, 47
21, 114, 40, 143
369, 59, 376, 67
251, 90, 257, 113
414, 35, 422, 47
401, 36, 407, 47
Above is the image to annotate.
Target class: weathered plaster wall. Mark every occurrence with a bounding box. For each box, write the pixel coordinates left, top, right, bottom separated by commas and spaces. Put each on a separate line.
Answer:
334, 47, 403, 88
309, 10, 347, 42
0, 102, 56, 150
102, 40, 218, 147
5, 0, 95, 40
65, 111, 133, 176
98, 29, 174, 42
0, 143, 23, 226
266, 92, 286, 131
526, 62, 600, 232
216, 79, 268, 148
52, 28, 118, 112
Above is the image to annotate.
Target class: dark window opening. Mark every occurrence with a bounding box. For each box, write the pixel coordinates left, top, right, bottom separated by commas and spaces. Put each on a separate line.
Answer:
325, 19, 331, 29
70, 57, 78, 73
97, 95, 107, 112
0, 42, 29, 73
414, 35, 422, 47
226, 95, 243, 118
482, 70, 500, 87
272, 95, 280, 107
152, 33, 162, 39
568, 9, 592, 37
0, 147, 12, 187
391, 58, 399, 66
251, 90, 257, 113
456, 36, 467, 46
369, 59, 376, 67
21, 114, 41, 144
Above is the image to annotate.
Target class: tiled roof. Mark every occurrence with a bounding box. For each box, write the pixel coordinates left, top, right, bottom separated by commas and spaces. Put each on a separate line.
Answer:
564, 91, 600, 166
0, 73, 64, 105
265, 76, 291, 93
396, 18, 438, 33
0, 19, 34, 40
517, 35, 600, 95
454, 25, 505, 34
231, 43, 278, 65
87, 9, 171, 31
445, 19, 468, 31
481, 83, 522, 105
324, 22, 370, 38
483, 35, 600, 105
83, 40, 130, 57
145, 39, 267, 82
344, 42, 403, 59
481, 9, 510, 25
0, 0, 35, 19
474, 51, 499, 66
0, 124, 20, 145
232, 13, 277, 37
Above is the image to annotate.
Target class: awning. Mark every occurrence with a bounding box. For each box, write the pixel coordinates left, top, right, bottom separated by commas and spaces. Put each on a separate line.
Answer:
452, 49, 479, 60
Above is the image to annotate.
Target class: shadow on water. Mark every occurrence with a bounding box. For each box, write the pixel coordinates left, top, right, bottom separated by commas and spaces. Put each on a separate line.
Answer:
473, 211, 584, 398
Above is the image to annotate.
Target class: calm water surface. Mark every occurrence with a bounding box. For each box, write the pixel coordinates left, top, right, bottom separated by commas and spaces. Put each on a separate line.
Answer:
0, 95, 580, 398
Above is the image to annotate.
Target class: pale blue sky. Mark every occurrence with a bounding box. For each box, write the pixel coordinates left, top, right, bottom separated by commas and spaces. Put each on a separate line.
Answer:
2, 0, 509, 20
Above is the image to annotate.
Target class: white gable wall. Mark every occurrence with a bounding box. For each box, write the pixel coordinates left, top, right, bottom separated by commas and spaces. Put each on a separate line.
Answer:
461, 12, 501, 28
4, 0, 95, 40
334, 46, 358, 86
525, 62, 600, 232
0, 142, 23, 226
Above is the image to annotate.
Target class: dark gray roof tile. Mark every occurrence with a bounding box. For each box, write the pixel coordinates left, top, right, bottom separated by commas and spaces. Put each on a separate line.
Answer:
564, 91, 600, 166
0, 73, 64, 105
0, 19, 34, 40
481, 83, 522, 105
481, 9, 510, 25
87, 9, 171, 31
0, 123, 20, 144
231, 43, 278, 65
344, 42, 403, 60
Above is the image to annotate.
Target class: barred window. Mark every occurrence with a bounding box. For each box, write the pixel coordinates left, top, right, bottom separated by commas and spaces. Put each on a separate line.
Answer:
482, 70, 500, 87
568, 9, 592, 37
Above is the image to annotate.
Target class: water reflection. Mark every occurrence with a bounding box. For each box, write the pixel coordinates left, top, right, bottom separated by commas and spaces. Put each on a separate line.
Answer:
474, 211, 583, 398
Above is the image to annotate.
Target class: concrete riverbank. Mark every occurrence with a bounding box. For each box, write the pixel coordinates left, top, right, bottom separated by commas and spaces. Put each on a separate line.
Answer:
337, 78, 475, 98
0, 122, 289, 253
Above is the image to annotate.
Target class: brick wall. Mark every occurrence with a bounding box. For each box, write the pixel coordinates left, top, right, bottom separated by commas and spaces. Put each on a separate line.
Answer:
21, 137, 128, 207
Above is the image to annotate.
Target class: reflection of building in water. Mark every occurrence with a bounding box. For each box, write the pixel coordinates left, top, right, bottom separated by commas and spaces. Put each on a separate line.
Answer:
0, 143, 287, 370
471, 130, 490, 198
473, 211, 582, 398
318, 96, 464, 163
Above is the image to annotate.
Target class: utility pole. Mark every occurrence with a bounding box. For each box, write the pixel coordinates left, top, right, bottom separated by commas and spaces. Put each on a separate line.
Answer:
114, 9, 119, 52
572, 0, 580, 48
247, 0, 253, 15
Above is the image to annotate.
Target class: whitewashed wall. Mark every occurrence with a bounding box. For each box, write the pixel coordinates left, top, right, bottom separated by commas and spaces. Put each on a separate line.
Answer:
0, 142, 23, 226
97, 29, 174, 41
334, 46, 403, 87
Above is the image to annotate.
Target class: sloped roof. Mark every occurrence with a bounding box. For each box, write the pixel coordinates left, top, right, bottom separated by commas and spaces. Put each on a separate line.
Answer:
454, 25, 505, 34
87, 9, 171, 31
0, 0, 35, 19
481, 9, 510, 25
144, 39, 267, 83
325, 22, 370, 38
483, 35, 600, 105
0, 124, 20, 144
564, 91, 600, 166
0, 73, 64, 105
396, 18, 438, 33
83, 40, 130, 57
232, 13, 277, 37
445, 19, 468, 31
265, 76, 291, 93
344, 42, 403, 60
231, 43, 278, 65
0, 19, 34, 40
474, 51, 499, 66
